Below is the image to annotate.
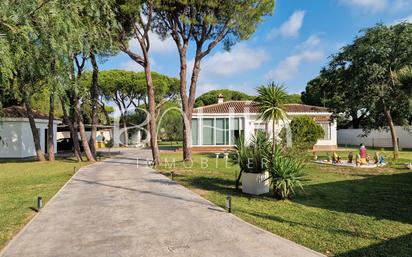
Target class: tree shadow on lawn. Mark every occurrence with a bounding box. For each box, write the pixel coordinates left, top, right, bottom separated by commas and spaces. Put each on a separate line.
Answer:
0, 157, 80, 164
182, 175, 273, 199
181, 170, 412, 224
334, 233, 412, 257
240, 210, 382, 241
183, 176, 238, 195
295, 172, 412, 225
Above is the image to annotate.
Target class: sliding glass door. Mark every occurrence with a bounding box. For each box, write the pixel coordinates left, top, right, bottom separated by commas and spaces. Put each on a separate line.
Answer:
230, 117, 244, 143
216, 118, 229, 145
192, 117, 244, 146
202, 118, 214, 145
192, 119, 199, 145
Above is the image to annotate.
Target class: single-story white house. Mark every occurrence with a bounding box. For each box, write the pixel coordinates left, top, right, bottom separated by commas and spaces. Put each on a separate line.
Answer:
57, 124, 114, 148
191, 96, 337, 151
0, 106, 61, 158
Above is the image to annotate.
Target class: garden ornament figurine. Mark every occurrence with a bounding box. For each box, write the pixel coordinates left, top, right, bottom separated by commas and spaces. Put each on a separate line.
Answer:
348, 152, 353, 163
332, 152, 338, 164
374, 152, 379, 164
355, 153, 361, 166
378, 154, 386, 167
366, 154, 371, 163
359, 143, 367, 165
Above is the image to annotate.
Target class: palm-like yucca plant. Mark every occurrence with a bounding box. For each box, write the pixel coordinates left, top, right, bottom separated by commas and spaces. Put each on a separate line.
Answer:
267, 154, 306, 199
232, 131, 272, 189
254, 82, 288, 154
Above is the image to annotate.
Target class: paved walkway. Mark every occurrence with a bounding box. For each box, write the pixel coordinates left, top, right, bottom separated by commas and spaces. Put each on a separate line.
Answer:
1, 149, 324, 257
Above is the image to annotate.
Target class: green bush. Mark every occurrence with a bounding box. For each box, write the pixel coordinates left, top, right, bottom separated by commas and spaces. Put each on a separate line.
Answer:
280, 116, 325, 152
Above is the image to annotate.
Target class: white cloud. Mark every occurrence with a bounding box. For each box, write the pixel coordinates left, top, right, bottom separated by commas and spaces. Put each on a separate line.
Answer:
196, 83, 220, 95
339, 0, 412, 13
267, 10, 306, 39
129, 32, 175, 54
193, 45, 268, 78
120, 60, 144, 72
340, 0, 387, 12
266, 35, 324, 81
267, 51, 324, 81
120, 57, 157, 72
393, 13, 412, 24
297, 35, 321, 49
391, 0, 412, 11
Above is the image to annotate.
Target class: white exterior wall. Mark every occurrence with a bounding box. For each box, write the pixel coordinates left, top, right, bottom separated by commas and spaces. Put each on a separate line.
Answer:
0, 118, 59, 158
57, 130, 112, 141
316, 119, 337, 146
338, 127, 412, 148
192, 112, 337, 148
0, 120, 24, 158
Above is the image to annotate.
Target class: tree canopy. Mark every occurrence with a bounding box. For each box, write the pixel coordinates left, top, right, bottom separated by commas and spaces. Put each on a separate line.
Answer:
195, 89, 302, 107
194, 89, 254, 107
152, 0, 275, 160
302, 22, 412, 157
81, 70, 179, 109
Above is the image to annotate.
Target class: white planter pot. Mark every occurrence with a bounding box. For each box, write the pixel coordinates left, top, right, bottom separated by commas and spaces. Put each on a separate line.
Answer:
241, 171, 270, 195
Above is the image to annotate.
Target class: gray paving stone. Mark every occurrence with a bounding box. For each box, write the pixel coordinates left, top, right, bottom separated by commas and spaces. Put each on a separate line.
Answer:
0, 149, 324, 257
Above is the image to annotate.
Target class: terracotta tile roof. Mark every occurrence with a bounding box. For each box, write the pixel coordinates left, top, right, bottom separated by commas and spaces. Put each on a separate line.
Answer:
193, 101, 331, 114
310, 116, 332, 122
2, 106, 50, 120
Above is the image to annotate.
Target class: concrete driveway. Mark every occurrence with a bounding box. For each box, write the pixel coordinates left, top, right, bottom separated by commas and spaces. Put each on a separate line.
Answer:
1, 149, 324, 257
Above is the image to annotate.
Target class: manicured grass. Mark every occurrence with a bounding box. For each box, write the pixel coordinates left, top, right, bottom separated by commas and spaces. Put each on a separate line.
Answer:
157, 150, 412, 257
0, 159, 89, 250
158, 140, 183, 147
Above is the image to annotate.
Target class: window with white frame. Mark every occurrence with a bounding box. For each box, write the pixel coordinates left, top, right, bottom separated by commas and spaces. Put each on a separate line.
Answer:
319, 123, 331, 140
192, 119, 199, 145
192, 117, 244, 145
216, 118, 229, 145
230, 117, 244, 143
202, 118, 214, 145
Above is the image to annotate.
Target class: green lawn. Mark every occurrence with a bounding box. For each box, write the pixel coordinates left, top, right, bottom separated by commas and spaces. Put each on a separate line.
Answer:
158, 140, 183, 147
157, 150, 412, 257
0, 159, 89, 249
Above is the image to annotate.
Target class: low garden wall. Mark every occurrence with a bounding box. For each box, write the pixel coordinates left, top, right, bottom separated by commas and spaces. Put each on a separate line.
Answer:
337, 127, 412, 149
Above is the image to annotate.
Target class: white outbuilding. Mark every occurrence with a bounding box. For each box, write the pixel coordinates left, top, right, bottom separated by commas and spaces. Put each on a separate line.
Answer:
0, 106, 61, 159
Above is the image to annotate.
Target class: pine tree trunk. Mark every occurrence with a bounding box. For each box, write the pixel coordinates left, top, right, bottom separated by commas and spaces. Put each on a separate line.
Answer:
183, 52, 202, 161
47, 88, 55, 161
181, 52, 202, 161
177, 47, 192, 161
60, 96, 82, 162
89, 51, 99, 158
383, 104, 399, 159
122, 112, 128, 146
144, 60, 161, 165
74, 92, 95, 162
23, 94, 46, 161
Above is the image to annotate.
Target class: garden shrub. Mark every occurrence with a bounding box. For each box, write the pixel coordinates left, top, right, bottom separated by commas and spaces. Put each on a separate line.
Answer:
280, 116, 325, 153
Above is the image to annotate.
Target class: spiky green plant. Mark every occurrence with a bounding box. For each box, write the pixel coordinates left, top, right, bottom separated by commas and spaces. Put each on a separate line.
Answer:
232, 131, 272, 189
267, 154, 306, 199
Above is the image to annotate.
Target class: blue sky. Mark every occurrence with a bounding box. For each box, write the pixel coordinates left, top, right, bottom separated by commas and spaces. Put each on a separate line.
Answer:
99, 0, 412, 96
